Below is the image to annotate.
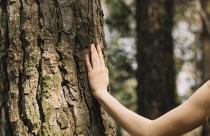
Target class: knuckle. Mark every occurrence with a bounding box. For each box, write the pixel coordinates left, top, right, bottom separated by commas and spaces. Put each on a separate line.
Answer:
93, 58, 99, 63
92, 57, 97, 61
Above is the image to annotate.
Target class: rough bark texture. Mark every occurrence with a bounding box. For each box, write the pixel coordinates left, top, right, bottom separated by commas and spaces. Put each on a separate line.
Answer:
0, 0, 116, 135
201, 0, 210, 135
136, 0, 176, 119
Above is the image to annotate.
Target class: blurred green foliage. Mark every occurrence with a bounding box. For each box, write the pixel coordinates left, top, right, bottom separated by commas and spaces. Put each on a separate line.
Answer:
105, 0, 134, 37
104, 0, 137, 134
107, 34, 137, 110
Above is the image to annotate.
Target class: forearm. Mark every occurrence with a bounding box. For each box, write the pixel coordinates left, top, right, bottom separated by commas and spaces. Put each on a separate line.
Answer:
147, 81, 210, 136
95, 81, 210, 136
150, 100, 206, 136
95, 91, 151, 136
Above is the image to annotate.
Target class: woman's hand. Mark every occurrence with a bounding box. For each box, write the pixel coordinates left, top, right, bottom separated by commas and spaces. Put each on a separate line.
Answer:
85, 44, 109, 98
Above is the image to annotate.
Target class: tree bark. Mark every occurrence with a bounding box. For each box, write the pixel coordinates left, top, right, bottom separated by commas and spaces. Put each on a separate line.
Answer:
0, 0, 116, 135
136, 0, 176, 119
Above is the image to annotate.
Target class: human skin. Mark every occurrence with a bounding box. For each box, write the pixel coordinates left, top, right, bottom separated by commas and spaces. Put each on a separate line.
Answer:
85, 43, 210, 136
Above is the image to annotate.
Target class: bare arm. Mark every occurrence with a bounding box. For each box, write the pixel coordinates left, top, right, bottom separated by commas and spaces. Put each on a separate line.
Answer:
150, 81, 210, 136
85, 44, 210, 136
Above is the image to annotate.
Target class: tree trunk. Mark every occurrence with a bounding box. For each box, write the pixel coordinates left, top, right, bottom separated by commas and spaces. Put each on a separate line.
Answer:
136, 0, 176, 119
200, 0, 210, 135
0, 0, 116, 135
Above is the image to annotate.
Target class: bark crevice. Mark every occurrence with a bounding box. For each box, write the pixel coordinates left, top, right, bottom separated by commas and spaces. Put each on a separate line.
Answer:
35, 0, 46, 133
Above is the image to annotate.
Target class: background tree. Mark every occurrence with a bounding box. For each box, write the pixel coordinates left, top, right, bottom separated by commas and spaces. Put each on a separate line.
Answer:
136, 0, 177, 119
0, 0, 116, 135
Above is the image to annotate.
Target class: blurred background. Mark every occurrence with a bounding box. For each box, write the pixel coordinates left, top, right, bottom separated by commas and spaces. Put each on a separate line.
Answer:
101, 0, 210, 136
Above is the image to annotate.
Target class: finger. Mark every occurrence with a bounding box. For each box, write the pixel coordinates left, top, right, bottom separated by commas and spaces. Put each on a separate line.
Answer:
90, 44, 100, 68
85, 54, 92, 71
96, 44, 105, 67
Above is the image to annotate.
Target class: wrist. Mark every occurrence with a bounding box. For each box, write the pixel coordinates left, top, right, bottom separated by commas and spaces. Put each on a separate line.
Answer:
93, 89, 109, 100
